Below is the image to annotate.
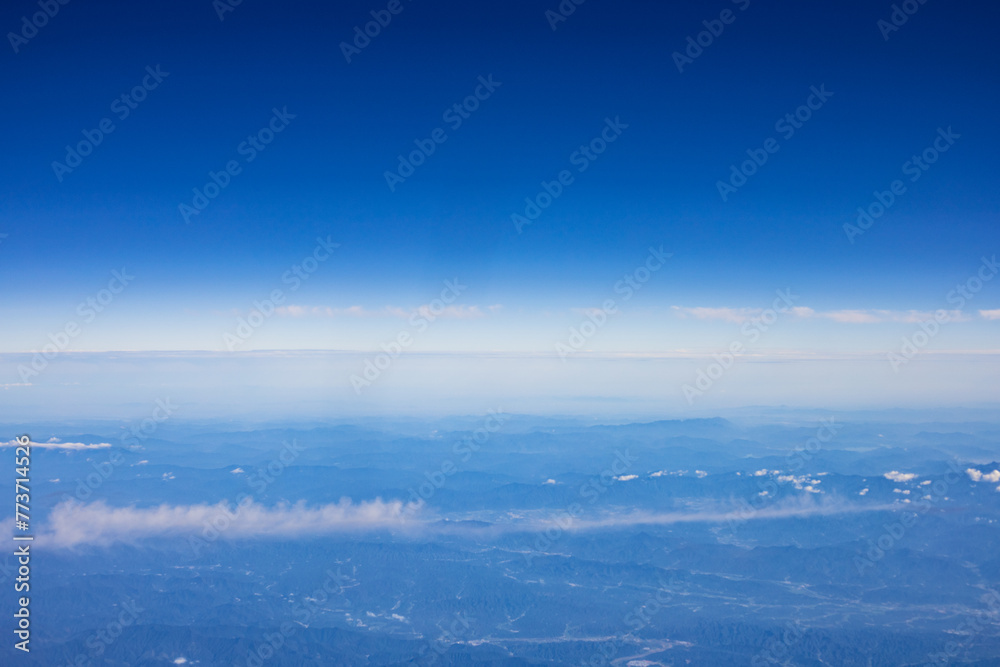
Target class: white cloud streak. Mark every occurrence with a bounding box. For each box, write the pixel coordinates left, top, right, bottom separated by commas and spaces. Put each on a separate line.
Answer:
274, 304, 496, 320
670, 306, 762, 324
1, 439, 111, 450
528, 499, 899, 532
671, 306, 969, 325
42, 498, 420, 548
36, 496, 915, 548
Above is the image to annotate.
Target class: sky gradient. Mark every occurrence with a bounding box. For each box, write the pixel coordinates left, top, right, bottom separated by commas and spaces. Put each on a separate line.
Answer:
2, 0, 999, 417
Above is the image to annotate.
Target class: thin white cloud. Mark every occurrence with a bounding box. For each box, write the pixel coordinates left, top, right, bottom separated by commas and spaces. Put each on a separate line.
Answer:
980, 309, 1000, 320
820, 310, 884, 324
274, 304, 493, 320
884, 471, 918, 483
42, 498, 420, 548
530, 499, 896, 531
671, 306, 761, 324
1, 439, 111, 450
670, 306, 968, 325
818, 309, 966, 324
39, 496, 910, 546
413, 304, 487, 320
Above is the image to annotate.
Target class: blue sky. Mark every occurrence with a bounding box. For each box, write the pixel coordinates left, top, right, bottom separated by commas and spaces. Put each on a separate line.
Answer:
1, 0, 999, 416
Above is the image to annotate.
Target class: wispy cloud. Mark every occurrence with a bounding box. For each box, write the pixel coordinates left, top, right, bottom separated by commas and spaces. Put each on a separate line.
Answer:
1, 438, 111, 450
816, 309, 967, 324
671, 306, 968, 324
980, 309, 1000, 321
671, 306, 762, 324
41, 498, 419, 548
274, 304, 497, 320
42, 496, 910, 547
526, 498, 899, 531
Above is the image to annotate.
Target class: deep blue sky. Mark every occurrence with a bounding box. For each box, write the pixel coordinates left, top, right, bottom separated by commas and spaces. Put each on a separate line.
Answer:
1, 0, 998, 415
